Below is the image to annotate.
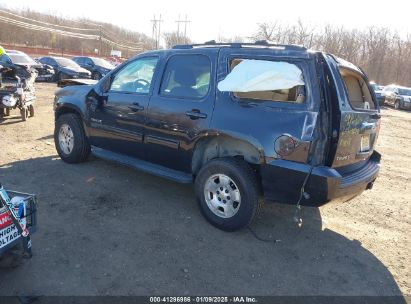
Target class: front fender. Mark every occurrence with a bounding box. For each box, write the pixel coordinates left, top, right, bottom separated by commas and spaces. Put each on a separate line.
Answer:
54, 85, 94, 120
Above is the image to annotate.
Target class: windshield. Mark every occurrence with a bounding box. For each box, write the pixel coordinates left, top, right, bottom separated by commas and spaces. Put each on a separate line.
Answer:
91, 58, 114, 69
398, 88, 411, 96
8, 53, 37, 65
55, 58, 80, 68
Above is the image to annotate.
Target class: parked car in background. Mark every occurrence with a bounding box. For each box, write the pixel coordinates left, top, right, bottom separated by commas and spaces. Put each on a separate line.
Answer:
33, 59, 55, 82
383, 85, 411, 110
53, 41, 381, 231
37, 56, 91, 82
72, 56, 114, 80
370, 82, 385, 106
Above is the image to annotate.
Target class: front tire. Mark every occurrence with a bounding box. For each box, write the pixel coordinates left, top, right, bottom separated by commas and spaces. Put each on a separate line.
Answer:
54, 113, 90, 163
20, 107, 28, 121
28, 105, 34, 117
394, 100, 400, 110
92, 72, 101, 80
195, 158, 263, 231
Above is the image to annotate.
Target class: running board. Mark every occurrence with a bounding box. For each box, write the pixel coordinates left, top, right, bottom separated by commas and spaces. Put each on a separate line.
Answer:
91, 146, 193, 184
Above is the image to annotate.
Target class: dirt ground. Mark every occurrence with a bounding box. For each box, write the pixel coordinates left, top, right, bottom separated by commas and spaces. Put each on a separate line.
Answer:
0, 83, 410, 297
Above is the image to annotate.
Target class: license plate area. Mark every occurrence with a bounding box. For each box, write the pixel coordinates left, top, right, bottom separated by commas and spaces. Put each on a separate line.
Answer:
360, 135, 370, 152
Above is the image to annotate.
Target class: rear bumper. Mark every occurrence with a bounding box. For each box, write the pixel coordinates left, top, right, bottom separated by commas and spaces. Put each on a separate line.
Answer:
260, 151, 381, 207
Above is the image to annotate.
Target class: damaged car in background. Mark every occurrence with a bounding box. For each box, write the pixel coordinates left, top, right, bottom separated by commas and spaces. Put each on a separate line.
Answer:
0, 51, 37, 121
4, 50, 55, 83
52, 41, 381, 231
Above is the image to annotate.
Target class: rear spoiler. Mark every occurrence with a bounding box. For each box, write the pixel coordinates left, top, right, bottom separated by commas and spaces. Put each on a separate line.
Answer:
58, 79, 98, 88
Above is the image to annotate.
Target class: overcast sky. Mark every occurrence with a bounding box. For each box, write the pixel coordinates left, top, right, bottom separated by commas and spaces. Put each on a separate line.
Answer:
1, 0, 410, 43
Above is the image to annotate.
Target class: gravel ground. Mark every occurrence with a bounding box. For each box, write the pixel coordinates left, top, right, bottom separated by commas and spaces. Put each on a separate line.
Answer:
0, 83, 409, 297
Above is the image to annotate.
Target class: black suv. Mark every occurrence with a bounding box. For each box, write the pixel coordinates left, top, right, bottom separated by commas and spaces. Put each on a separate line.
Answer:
72, 56, 114, 80
53, 42, 381, 231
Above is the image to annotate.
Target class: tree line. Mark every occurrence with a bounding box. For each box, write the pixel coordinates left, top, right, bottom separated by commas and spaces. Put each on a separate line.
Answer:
1, 7, 410, 86
252, 20, 411, 87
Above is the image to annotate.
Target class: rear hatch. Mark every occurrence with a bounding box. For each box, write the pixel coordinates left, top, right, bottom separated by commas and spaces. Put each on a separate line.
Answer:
325, 55, 381, 169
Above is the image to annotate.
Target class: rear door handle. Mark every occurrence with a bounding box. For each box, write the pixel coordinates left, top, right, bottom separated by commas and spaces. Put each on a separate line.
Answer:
128, 102, 144, 112
185, 109, 207, 119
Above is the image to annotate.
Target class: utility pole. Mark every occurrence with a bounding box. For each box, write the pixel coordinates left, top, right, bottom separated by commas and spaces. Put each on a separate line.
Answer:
183, 14, 191, 44
99, 25, 102, 56
176, 14, 191, 44
151, 14, 163, 49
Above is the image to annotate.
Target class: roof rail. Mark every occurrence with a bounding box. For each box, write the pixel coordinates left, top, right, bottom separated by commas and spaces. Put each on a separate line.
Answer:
172, 40, 307, 51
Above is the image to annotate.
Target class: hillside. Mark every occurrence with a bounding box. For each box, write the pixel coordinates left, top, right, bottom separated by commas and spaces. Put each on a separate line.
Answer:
0, 6, 155, 58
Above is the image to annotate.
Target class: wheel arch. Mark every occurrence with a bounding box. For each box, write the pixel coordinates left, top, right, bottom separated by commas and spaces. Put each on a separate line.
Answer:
191, 133, 266, 175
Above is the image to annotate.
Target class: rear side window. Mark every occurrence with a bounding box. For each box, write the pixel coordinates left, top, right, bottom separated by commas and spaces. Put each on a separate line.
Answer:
160, 54, 211, 99
340, 68, 376, 110
219, 59, 306, 104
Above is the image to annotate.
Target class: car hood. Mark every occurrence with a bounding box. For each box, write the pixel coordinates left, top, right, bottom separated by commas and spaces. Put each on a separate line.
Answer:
58, 78, 98, 88
55, 82, 96, 99
60, 66, 90, 74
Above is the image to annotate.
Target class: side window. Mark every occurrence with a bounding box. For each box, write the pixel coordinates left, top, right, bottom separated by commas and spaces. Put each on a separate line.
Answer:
84, 58, 92, 66
340, 68, 376, 110
218, 59, 306, 104
160, 54, 211, 99
110, 57, 158, 94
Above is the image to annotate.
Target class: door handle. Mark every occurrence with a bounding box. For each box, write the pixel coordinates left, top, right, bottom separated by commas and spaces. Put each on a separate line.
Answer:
128, 102, 144, 112
185, 109, 207, 119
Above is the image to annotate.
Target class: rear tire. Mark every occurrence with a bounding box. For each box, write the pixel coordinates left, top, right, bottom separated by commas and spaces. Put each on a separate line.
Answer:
54, 113, 90, 163
195, 158, 263, 231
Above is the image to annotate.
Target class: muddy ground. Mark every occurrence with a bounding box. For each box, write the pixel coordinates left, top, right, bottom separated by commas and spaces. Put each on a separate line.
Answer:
0, 83, 409, 297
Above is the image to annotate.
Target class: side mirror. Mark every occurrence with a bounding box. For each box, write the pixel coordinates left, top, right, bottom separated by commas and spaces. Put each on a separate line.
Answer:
101, 75, 111, 93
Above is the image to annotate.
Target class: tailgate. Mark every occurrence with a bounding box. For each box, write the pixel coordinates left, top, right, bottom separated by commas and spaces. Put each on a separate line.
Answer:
325, 55, 381, 168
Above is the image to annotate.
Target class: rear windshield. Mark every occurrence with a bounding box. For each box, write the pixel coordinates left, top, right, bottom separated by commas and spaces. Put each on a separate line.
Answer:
340, 68, 376, 110
55, 58, 80, 68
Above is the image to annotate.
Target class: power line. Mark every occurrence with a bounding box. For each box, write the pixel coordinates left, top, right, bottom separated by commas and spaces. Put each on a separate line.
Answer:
0, 13, 143, 52
0, 9, 99, 32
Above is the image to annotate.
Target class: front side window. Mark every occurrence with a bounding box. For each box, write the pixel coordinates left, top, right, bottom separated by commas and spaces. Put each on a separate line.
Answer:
110, 57, 158, 94
160, 54, 211, 99
218, 59, 306, 104
340, 68, 376, 110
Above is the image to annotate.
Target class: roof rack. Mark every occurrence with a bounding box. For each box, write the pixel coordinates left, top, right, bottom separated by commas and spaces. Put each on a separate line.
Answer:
172, 40, 307, 51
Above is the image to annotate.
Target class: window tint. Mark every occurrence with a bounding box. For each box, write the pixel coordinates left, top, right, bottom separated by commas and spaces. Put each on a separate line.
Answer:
340, 68, 376, 110
160, 55, 211, 99
110, 57, 158, 94
227, 59, 306, 104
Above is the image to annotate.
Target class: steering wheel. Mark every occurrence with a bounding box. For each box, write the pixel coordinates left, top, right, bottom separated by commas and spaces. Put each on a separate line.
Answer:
133, 79, 150, 92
